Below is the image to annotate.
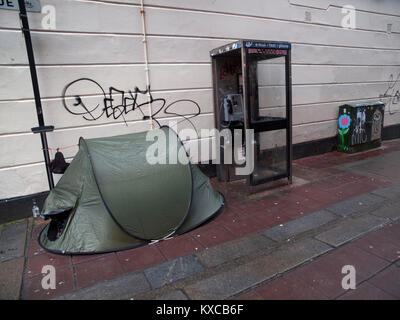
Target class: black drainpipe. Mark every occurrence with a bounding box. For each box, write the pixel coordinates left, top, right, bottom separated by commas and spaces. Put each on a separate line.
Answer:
18, 0, 54, 189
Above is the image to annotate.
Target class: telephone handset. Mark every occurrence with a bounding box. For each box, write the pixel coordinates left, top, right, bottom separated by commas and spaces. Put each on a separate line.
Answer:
221, 94, 244, 122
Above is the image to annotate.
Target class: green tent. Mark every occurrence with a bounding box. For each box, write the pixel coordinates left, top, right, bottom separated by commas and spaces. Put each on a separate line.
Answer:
38, 127, 224, 254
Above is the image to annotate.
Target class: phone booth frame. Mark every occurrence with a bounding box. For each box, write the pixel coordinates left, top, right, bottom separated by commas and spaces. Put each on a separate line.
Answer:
210, 40, 292, 191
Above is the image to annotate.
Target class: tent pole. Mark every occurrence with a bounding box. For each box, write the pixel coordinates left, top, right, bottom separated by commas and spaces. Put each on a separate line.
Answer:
18, 0, 55, 190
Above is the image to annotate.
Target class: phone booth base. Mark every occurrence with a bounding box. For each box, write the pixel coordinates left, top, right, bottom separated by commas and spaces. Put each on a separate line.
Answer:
210, 40, 293, 193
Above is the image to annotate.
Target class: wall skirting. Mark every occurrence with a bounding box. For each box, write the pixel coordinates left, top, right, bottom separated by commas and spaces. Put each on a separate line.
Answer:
0, 191, 49, 225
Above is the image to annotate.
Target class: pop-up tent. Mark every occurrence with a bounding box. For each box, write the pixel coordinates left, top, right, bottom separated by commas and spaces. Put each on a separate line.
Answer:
38, 126, 224, 254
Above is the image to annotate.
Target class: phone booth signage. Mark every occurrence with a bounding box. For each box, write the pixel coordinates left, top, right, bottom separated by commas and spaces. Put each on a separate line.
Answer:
211, 40, 292, 191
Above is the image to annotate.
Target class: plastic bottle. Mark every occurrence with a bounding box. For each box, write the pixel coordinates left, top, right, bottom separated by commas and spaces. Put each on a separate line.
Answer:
32, 200, 40, 218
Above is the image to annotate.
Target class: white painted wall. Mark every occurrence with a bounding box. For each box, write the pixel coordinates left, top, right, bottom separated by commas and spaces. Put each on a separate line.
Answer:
1, 0, 399, 199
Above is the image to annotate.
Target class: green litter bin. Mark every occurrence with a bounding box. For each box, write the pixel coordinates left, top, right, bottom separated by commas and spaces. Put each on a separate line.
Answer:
337, 101, 385, 153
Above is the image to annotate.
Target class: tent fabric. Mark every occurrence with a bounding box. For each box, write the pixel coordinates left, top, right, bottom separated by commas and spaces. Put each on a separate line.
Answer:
38, 127, 224, 254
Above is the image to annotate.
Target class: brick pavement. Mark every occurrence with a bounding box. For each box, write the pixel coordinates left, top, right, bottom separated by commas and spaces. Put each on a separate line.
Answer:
1, 139, 399, 300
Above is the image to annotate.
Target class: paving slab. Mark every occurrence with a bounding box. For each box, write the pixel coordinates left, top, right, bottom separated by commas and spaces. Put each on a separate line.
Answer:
315, 214, 388, 247
262, 210, 337, 242
74, 254, 123, 289
255, 272, 328, 300
196, 233, 275, 268
337, 281, 397, 300
368, 264, 400, 298
352, 230, 400, 262
339, 151, 400, 181
22, 266, 75, 300
371, 183, 400, 201
0, 256, 24, 300
55, 272, 150, 300
184, 238, 332, 300
235, 290, 263, 300
375, 222, 400, 245
369, 201, 400, 221
184, 262, 265, 300
0, 220, 27, 262
144, 254, 204, 289
154, 290, 188, 300
371, 151, 400, 165
324, 193, 386, 217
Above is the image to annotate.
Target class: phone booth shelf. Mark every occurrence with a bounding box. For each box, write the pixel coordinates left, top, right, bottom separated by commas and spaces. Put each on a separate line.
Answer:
210, 40, 293, 193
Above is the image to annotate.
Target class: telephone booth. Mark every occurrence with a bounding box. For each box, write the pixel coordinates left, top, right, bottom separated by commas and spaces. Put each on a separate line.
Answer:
210, 40, 292, 191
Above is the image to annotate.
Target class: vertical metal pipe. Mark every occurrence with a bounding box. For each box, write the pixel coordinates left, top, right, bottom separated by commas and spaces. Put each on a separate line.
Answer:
140, 0, 154, 129
285, 50, 293, 184
18, 0, 54, 189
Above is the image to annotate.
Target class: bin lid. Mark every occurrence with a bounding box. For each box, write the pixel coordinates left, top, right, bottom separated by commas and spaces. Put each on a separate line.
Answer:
340, 101, 385, 108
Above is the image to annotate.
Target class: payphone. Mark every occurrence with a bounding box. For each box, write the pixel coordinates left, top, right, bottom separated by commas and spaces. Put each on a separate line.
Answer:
211, 40, 293, 191
221, 94, 244, 123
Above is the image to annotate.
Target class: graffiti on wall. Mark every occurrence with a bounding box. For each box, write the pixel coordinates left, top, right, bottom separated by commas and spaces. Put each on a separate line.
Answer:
379, 72, 400, 114
62, 78, 201, 130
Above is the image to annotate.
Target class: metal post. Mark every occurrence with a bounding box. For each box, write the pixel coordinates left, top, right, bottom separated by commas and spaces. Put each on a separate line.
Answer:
18, 0, 54, 189
285, 50, 293, 184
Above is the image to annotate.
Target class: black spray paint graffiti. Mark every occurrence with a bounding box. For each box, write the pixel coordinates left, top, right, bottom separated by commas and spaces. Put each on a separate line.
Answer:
379, 72, 400, 114
62, 78, 201, 130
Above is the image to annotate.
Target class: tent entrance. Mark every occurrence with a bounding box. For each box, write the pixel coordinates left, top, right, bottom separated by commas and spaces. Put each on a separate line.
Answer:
46, 210, 72, 241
